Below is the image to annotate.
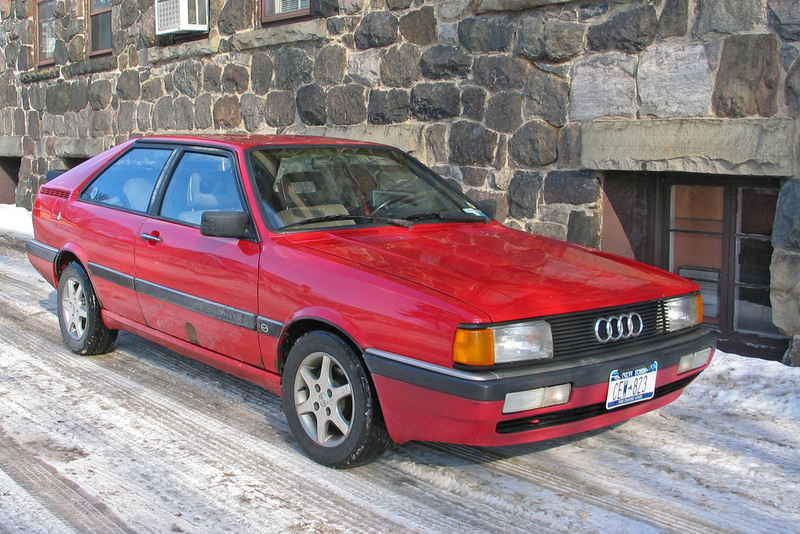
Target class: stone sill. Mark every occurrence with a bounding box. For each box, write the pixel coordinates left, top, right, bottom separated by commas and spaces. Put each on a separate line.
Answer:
580, 118, 797, 177
474, 0, 602, 14
0, 136, 24, 158
20, 66, 60, 84
230, 19, 328, 51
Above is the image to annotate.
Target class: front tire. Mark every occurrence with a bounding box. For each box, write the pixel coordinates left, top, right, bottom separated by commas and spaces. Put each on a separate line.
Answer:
282, 331, 390, 468
57, 263, 118, 355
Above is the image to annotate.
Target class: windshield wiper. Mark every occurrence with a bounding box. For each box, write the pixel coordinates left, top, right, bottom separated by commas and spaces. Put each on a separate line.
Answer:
281, 214, 413, 230
404, 211, 490, 223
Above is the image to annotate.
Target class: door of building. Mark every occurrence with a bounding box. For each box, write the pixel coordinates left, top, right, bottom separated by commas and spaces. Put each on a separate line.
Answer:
602, 172, 788, 359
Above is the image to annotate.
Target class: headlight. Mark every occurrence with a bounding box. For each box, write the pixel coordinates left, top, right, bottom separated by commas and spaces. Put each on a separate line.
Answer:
665, 294, 703, 332
453, 321, 553, 366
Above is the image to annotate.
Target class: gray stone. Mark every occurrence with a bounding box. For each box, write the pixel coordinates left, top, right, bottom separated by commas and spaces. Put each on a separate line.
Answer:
71, 79, 88, 112
153, 96, 176, 131
558, 123, 581, 169
458, 17, 514, 53
448, 120, 498, 165
174, 96, 194, 131
638, 44, 712, 118
340, 0, 365, 14
241, 94, 264, 131
461, 167, 488, 187
118, 101, 136, 133
264, 91, 297, 127
507, 170, 543, 219
509, 120, 558, 168
713, 34, 780, 118
297, 84, 328, 126
568, 211, 601, 248
328, 84, 366, 125
315, 0, 339, 17
252, 52, 273, 95
410, 83, 461, 121
368, 88, 409, 125
772, 289, 800, 337
425, 123, 448, 163
421, 45, 471, 79
400, 7, 437, 46
386, 0, 412, 10
67, 34, 86, 63
275, 47, 313, 90
569, 53, 636, 121
694, 0, 766, 37
89, 79, 112, 111
137, 101, 152, 131
205, 64, 222, 93
461, 86, 486, 120
218, 0, 254, 35
117, 69, 141, 100
658, 0, 688, 38
781, 44, 799, 72
192, 95, 211, 130
783, 336, 800, 367
472, 56, 529, 91
788, 59, 800, 117
354, 12, 399, 49
544, 170, 600, 204
438, 23, 458, 45
348, 50, 380, 85
485, 92, 523, 133
315, 45, 346, 86
774, 180, 800, 251
771, 247, 800, 293
580, 118, 797, 176
587, 5, 658, 54
141, 78, 164, 102
213, 95, 241, 129
524, 69, 568, 127
45, 82, 71, 115
381, 44, 421, 88
174, 60, 203, 98
516, 17, 584, 63
770, 0, 800, 42
223, 64, 250, 94
328, 17, 349, 35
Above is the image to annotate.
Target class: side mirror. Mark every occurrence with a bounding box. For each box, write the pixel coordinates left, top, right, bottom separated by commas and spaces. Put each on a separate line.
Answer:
201, 211, 250, 239
475, 199, 497, 220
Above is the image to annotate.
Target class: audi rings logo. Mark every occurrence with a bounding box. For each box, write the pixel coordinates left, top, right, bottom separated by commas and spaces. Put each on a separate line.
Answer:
594, 313, 644, 343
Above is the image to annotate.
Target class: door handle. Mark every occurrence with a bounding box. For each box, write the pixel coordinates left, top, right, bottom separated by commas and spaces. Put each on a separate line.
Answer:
140, 233, 163, 244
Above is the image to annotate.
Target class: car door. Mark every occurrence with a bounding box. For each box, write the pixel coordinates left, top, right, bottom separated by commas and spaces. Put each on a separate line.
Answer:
134, 148, 264, 368
75, 145, 175, 324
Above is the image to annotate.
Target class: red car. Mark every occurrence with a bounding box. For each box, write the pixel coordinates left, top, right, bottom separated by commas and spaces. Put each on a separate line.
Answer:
27, 134, 715, 467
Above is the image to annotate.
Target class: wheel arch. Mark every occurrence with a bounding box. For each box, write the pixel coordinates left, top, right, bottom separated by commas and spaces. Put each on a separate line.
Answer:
277, 317, 366, 376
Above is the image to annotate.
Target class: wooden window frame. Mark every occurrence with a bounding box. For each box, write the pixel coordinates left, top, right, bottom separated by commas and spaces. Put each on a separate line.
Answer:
88, 0, 113, 57
35, 0, 57, 67
260, 0, 314, 25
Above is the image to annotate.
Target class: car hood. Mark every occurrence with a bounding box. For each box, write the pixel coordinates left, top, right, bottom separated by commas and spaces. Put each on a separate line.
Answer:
288, 224, 698, 323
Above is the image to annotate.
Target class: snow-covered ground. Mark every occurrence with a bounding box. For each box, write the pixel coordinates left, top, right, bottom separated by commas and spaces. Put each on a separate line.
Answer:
1, 204, 799, 533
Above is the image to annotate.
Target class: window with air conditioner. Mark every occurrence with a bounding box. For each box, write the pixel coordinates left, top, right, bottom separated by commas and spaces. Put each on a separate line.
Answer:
155, 0, 209, 35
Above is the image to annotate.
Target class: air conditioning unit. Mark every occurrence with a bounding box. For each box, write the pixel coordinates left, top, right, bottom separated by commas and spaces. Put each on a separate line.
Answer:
155, 0, 209, 35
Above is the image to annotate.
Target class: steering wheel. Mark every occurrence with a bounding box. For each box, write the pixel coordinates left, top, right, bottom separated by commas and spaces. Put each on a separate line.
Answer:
371, 191, 423, 216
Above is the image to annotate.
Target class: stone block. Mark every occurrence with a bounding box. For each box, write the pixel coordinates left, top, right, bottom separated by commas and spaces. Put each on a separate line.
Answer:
474, 0, 583, 15
713, 34, 780, 118
153, 96, 176, 131
568, 210, 601, 248
223, 64, 250, 94
771, 290, 800, 336
54, 138, 104, 158
218, 0, 254, 35
769, 0, 800, 42
658, 0, 688, 38
783, 336, 800, 367
117, 69, 141, 100
516, 16, 584, 63
89, 79, 112, 111
508, 120, 557, 168
774, 180, 800, 251
348, 50, 380, 86
400, 7, 437, 46
587, 5, 658, 54
195, 95, 212, 130
507, 170, 543, 219
472, 56, 529, 91
570, 53, 636, 121
485, 92, 523, 133
381, 44, 421, 88
580, 118, 796, 176
694, 0, 766, 37
368, 89, 409, 125
0, 136, 23, 157
544, 170, 600, 205
213, 95, 241, 130
461, 87, 486, 121
264, 91, 297, 127
205, 64, 223, 93
524, 68, 568, 127
638, 44, 712, 118
174, 60, 203, 98
45, 82, 72, 115
296, 84, 327, 126
328, 84, 366, 126
448, 120, 498, 166
315, 46, 346, 87
240, 94, 263, 132
421, 45, 471, 80
788, 60, 800, 118
410, 83, 461, 121
458, 16, 514, 53
230, 22, 327, 51
252, 52, 273, 95
275, 48, 313, 90
354, 12, 398, 49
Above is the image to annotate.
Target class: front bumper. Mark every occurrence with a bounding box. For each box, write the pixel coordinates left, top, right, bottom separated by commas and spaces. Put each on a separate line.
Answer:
364, 326, 716, 445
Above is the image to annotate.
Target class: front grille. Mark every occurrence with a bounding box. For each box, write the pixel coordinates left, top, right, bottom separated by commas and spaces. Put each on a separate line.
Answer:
496, 373, 698, 434
547, 299, 667, 360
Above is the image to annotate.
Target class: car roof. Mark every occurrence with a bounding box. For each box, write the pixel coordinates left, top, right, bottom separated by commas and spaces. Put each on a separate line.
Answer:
133, 133, 393, 151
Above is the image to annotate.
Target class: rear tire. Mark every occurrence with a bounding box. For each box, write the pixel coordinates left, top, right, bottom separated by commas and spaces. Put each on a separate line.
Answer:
57, 263, 118, 355
282, 331, 390, 468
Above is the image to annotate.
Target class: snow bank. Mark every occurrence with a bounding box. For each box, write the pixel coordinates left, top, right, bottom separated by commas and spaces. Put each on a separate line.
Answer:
0, 205, 34, 239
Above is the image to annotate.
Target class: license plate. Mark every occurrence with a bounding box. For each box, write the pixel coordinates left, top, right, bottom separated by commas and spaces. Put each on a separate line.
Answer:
606, 361, 658, 410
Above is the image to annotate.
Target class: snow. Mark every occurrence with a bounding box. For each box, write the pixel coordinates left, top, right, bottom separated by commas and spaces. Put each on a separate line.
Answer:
1, 205, 799, 532
0, 205, 34, 240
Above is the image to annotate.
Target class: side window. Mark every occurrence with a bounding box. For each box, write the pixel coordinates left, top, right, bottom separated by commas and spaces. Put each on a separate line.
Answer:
262, 0, 312, 23
80, 148, 173, 212
36, 0, 57, 65
89, 0, 113, 55
160, 152, 244, 226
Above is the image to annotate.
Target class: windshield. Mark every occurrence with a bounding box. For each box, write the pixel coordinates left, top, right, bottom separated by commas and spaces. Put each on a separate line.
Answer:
249, 147, 486, 230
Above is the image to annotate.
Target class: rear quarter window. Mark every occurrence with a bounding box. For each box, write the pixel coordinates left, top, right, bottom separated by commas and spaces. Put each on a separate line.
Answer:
80, 148, 173, 213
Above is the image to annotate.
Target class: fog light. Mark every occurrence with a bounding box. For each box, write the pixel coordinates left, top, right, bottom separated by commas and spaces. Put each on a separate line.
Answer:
678, 348, 713, 374
502, 384, 572, 414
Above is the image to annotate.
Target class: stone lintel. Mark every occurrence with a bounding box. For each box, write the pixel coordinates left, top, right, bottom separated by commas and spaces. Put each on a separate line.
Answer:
580, 118, 797, 177
0, 136, 24, 158
231, 19, 328, 51
285, 124, 427, 163
54, 138, 105, 159
475, 0, 601, 14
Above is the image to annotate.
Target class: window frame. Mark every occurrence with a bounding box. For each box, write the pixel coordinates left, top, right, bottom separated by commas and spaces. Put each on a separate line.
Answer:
260, 0, 314, 25
88, 0, 114, 57
35, 0, 58, 67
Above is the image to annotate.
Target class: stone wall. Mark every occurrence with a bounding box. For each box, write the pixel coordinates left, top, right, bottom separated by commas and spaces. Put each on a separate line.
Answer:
1, 0, 800, 357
